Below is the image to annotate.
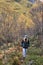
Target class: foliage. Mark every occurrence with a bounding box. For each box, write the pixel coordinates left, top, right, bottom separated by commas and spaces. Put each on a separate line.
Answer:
30, 3, 43, 46
12, 56, 20, 65
0, 60, 2, 65
0, 0, 43, 65
0, 0, 35, 43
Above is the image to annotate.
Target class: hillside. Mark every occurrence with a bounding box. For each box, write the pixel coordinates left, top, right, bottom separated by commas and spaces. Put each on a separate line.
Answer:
0, 0, 34, 27
0, 0, 43, 65
0, 0, 35, 43
0, 0, 43, 43
0, 0, 43, 42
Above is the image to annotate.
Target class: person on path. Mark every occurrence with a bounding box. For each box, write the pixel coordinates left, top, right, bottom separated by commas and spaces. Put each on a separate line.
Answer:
21, 35, 30, 60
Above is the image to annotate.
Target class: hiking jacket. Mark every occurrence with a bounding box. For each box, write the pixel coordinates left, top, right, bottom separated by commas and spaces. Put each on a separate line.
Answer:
21, 40, 30, 49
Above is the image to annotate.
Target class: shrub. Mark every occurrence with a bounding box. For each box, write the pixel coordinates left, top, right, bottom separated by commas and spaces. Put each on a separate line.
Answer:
12, 57, 20, 65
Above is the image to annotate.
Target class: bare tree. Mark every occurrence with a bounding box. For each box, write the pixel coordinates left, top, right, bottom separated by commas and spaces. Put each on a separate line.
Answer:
30, 3, 43, 46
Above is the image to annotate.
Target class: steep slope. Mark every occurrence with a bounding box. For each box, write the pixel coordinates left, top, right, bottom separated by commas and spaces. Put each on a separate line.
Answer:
0, 0, 36, 43
0, 0, 34, 27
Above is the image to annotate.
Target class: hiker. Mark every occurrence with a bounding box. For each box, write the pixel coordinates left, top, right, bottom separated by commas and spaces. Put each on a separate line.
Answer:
21, 35, 30, 59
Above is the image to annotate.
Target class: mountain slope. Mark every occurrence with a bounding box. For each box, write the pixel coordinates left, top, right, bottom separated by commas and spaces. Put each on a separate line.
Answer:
0, 0, 42, 42
0, 0, 34, 28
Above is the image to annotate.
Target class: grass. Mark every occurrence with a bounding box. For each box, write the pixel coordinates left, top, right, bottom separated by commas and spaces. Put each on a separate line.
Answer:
28, 47, 42, 55
0, 60, 2, 65
0, 45, 43, 65
23, 47, 43, 65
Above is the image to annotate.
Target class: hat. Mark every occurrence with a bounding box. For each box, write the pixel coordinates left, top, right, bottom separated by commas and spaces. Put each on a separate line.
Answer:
23, 35, 28, 41
24, 35, 27, 38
